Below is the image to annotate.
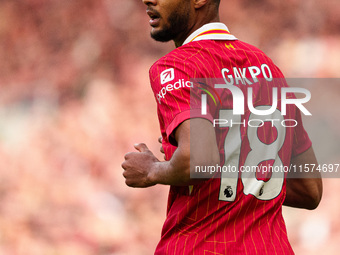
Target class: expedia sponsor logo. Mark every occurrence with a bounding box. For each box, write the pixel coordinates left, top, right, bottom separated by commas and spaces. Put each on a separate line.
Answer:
160, 68, 175, 84
156, 79, 193, 104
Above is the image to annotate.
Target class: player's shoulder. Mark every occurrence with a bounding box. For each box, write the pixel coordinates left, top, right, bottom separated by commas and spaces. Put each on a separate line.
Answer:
149, 43, 203, 82
233, 40, 264, 52
229, 40, 274, 61
150, 43, 202, 71
233, 40, 283, 73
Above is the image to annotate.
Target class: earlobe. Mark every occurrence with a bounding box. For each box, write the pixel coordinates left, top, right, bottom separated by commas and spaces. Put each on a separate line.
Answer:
194, 0, 208, 9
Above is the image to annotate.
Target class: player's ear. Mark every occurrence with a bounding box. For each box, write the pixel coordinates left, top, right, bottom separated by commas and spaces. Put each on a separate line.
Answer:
193, 0, 208, 9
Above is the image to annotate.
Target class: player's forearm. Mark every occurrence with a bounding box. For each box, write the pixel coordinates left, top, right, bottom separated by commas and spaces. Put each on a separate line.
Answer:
284, 177, 322, 210
148, 119, 220, 186
149, 146, 213, 186
284, 147, 323, 209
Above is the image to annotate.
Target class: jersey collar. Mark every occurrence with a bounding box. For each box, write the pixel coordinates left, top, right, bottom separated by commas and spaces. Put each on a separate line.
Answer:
183, 22, 237, 45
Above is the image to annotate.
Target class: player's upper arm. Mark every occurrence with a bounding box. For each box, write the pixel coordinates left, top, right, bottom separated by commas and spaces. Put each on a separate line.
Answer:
149, 56, 205, 144
173, 118, 220, 180
285, 146, 323, 209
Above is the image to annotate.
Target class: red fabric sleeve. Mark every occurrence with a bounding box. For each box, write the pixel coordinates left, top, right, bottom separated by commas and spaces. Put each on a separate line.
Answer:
150, 58, 213, 146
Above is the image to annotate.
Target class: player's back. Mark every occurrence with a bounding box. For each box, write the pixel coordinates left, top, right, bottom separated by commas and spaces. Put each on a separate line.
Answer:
153, 39, 309, 254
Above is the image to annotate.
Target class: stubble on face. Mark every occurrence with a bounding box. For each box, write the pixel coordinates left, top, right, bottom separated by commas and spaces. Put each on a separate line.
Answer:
150, 2, 191, 43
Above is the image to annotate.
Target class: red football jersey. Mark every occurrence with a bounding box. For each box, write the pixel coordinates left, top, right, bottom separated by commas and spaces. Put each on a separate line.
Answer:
149, 23, 311, 254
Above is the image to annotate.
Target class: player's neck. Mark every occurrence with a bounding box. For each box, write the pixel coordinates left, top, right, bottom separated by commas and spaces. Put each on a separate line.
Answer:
173, 15, 220, 48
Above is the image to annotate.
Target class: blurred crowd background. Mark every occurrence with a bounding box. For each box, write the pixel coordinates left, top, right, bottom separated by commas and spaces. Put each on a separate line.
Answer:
0, 0, 339, 254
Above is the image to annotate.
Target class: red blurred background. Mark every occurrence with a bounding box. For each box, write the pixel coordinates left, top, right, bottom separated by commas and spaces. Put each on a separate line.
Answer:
0, 0, 339, 254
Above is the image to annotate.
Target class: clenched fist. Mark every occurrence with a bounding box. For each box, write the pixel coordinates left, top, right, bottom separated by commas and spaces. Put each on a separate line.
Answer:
122, 143, 159, 188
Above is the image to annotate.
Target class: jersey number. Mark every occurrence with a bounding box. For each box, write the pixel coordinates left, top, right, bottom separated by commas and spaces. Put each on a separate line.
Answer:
218, 107, 285, 202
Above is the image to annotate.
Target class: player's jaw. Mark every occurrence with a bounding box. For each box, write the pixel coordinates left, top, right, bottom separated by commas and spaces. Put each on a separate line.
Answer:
144, 1, 192, 44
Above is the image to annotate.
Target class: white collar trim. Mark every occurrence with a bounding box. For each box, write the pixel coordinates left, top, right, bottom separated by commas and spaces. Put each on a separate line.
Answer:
183, 22, 237, 45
